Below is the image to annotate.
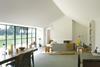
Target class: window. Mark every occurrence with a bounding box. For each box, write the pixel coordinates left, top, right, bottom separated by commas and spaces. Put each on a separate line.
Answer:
16, 26, 21, 48
27, 28, 36, 47
32, 28, 36, 43
0, 24, 37, 49
7, 25, 14, 49
0, 25, 6, 48
28, 28, 32, 45
22, 27, 27, 47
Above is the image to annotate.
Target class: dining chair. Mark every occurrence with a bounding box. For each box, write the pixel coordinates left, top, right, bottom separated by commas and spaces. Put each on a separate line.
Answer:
15, 51, 32, 67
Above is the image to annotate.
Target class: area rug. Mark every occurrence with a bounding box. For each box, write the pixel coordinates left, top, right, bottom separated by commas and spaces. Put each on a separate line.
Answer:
47, 51, 76, 55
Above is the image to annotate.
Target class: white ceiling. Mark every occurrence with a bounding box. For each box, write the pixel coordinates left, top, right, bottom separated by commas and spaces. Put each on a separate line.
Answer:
0, 0, 64, 27
1, 0, 100, 27
53, 0, 100, 25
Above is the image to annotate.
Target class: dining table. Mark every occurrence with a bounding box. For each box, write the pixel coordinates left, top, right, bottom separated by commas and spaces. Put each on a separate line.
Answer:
0, 47, 38, 67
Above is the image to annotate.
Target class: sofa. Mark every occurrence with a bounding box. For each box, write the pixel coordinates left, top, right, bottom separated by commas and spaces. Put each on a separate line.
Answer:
51, 43, 75, 52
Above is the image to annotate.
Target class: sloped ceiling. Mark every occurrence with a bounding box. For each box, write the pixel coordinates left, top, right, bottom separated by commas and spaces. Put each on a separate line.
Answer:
0, 0, 64, 27
53, 0, 100, 25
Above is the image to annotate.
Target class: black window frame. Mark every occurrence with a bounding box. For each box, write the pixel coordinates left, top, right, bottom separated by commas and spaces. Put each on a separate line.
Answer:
0, 24, 37, 49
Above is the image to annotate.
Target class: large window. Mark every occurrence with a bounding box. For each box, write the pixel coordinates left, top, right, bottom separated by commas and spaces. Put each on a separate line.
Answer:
32, 28, 36, 43
0, 25, 36, 49
0, 25, 6, 48
28, 28, 36, 47
16, 26, 21, 48
28, 28, 32, 45
22, 27, 27, 47
7, 25, 14, 49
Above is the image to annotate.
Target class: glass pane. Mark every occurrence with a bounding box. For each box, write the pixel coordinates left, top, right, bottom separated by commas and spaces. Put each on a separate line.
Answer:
0, 35, 5, 40
16, 26, 21, 39
22, 27, 27, 38
16, 39, 21, 48
7, 25, 14, 40
22, 38, 26, 47
7, 35, 14, 40
32, 37, 35, 42
28, 38, 31, 45
0, 25, 6, 41
22, 35, 26, 38
16, 35, 21, 39
0, 40, 6, 55
28, 28, 32, 37
28, 33, 31, 38
7, 39, 14, 49
0, 25, 6, 51
16, 27, 21, 48
32, 28, 35, 37
0, 40, 6, 48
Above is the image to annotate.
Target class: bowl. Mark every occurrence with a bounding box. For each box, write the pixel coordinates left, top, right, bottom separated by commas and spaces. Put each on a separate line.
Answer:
19, 47, 25, 51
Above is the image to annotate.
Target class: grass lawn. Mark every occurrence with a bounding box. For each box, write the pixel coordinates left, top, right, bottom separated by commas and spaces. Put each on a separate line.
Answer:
0, 34, 33, 48
0, 35, 26, 48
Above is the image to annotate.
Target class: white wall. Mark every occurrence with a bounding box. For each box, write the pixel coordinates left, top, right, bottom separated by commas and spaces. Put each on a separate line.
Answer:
93, 19, 100, 48
36, 27, 44, 47
48, 16, 72, 43
72, 20, 89, 45
45, 16, 89, 45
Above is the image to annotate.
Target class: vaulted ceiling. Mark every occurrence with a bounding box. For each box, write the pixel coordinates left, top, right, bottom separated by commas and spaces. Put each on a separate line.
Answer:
0, 0, 64, 27
1, 0, 100, 27
53, 0, 100, 25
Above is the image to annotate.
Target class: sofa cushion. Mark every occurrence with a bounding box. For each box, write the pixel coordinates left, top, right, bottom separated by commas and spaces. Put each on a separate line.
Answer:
51, 43, 67, 51
66, 43, 74, 51
51, 42, 75, 52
